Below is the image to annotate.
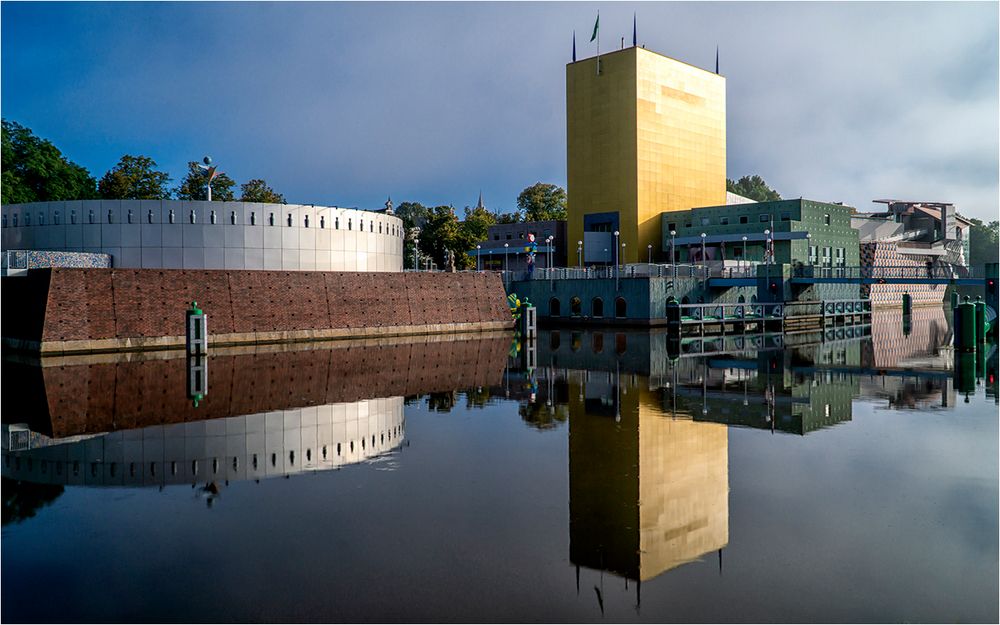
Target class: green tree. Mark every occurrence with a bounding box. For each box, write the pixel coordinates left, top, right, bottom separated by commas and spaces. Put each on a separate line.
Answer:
239, 178, 285, 203
458, 202, 497, 266
966, 217, 999, 265
419, 205, 464, 269
494, 209, 523, 224
517, 182, 567, 221
396, 201, 431, 269
98, 155, 171, 200
1, 120, 97, 204
175, 161, 236, 201
726, 175, 781, 202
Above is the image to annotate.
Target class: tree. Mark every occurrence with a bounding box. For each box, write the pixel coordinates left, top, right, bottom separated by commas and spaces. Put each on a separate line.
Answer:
494, 209, 523, 224
458, 202, 497, 266
517, 182, 567, 221
175, 161, 236, 201
239, 179, 285, 204
98, 155, 171, 200
726, 175, 781, 202
1, 120, 97, 204
396, 201, 431, 269
966, 217, 999, 265
419, 205, 464, 269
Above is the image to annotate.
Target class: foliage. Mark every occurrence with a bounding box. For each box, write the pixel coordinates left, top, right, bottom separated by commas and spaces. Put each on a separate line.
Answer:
516, 182, 567, 221
966, 217, 999, 265
418, 205, 465, 269
458, 202, 497, 266
239, 178, 285, 204
175, 161, 236, 201
519, 402, 568, 431
1, 120, 97, 204
98, 154, 172, 200
2, 478, 64, 527
495, 209, 523, 224
396, 201, 431, 269
726, 175, 781, 202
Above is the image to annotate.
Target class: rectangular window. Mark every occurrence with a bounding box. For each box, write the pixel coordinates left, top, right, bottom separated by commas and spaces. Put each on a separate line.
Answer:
733, 247, 742, 258
700, 217, 711, 226
759, 214, 769, 223
719, 217, 729, 225
780, 212, 791, 221
739, 216, 748, 224
667, 222, 677, 233
506, 234, 511, 240
494, 235, 499, 241
824, 214, 831, 225
809, 245, 817, 263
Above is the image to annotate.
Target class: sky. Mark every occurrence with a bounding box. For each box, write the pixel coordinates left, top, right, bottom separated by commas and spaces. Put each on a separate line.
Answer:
2, 2, 998, 221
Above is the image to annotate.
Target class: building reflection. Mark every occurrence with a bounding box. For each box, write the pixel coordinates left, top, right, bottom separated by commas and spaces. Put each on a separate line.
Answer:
1, 334, 509, 492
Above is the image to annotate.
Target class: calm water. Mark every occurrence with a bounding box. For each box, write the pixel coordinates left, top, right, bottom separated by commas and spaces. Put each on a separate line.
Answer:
2, 318, 997, 623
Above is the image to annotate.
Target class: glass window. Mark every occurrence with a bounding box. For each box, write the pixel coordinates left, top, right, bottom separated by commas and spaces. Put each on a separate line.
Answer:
759, 214, 769, 223
304, 215, 310, 228
53, 211, 60, 225
739, 216, 748, 224
780, 212, 791, 221
505, 234, 511, 240
667, 222, 677, 232
210, 210, 217, 224
700, 217, 711, 226
251, 212, 256, 225
719, 217, 729, 225
494, 235, 499, 240
168, 210, 174, 224
824, 214, 831, 225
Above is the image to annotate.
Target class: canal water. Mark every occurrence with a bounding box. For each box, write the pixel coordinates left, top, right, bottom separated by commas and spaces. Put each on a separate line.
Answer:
2, 313, 997, 623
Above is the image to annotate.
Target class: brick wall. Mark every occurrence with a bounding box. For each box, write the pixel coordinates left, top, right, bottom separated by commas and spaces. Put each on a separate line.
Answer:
2, 268, 511, 348
4, 335, 510, 439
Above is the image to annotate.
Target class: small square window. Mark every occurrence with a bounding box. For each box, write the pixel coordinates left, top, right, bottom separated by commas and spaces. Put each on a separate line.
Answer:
700, 217, 711, 226
719, 217, 729, 225
739, 216, 748, 224
780, 212, 791, 221
824, 214, 831, 225
759, 214, 769, 223
667, 222, 677, 232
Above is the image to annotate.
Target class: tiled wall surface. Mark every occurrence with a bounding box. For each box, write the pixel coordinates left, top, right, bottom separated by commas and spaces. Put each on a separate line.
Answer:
1, 200, 404, 272
860, 241, 946, 307
2, 268, 512, 344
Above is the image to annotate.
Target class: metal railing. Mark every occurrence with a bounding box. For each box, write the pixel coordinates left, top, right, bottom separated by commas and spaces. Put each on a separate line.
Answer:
791, 265, 984, 280
670, 298, 872, 323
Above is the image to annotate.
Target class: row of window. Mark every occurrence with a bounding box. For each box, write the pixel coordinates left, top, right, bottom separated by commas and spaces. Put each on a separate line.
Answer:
492, 230, 554, 241
549, 330, 628, 355
2, 210, 404, 236
808, 245, 847, 265
3, 425, 403, 478
668, 212, 831, 230
550, 296, 627, 318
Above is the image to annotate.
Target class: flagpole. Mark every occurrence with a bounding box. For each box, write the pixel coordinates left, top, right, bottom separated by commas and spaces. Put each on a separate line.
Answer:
596, 11, 600, 76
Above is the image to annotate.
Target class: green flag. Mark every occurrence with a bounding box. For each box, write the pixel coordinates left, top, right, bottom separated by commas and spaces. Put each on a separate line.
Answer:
590, 13, 599, 42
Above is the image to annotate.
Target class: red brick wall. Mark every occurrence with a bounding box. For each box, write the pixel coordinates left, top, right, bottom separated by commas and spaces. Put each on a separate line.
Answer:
4, 336, 510, 439
2, 268, 511, 344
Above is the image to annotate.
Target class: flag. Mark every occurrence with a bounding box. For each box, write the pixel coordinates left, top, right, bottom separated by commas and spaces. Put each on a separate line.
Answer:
632, 13, 637, 47
590, 13, 599, 42
572, 30, 576, 62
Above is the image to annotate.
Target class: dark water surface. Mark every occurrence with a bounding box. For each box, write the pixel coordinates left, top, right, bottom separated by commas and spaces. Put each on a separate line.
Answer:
2, 323, 997, 623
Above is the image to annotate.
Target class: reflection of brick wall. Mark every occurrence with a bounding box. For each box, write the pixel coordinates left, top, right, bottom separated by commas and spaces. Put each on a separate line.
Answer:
2, 268, 511, 348
860, 242, 946, 307
6, 336, 509, 439
863, 307, 949, 368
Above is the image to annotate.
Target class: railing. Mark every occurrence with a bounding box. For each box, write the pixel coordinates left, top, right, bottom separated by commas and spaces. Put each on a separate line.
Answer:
670, 298, 872, 323
509, 263, 757, 282
791, 265, 984, 280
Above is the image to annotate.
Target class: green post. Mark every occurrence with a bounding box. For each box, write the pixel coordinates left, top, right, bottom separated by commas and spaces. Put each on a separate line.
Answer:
902, 292, 912, 317
956, 300, 976, 351
974, 296, 985, 344
951, 291, 960, 310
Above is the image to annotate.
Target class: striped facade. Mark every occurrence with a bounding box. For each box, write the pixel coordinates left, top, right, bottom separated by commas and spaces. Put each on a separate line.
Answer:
860, 241, 946, 307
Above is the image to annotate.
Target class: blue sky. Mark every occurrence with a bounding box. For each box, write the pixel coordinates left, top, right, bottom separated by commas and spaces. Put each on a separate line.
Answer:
2, 2, 997, 220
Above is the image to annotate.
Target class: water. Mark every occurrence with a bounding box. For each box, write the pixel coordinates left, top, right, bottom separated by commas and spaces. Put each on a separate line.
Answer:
2, 317, 997, 623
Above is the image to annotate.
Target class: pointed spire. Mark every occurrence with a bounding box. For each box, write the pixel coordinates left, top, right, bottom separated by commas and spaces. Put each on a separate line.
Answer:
715, 46, 719, 74
572, 30, 576, 62
476, 190, 485, 210
632, 13, 637, 47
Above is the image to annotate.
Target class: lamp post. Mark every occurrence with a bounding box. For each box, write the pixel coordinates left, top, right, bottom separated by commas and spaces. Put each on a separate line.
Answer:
700, 232, 707, 277
670, 230, 677, 279
414, 238, 419, 271
504, 242, 509, 274
577, 240, 583, 267
476, 244, 481, 271
741, 236, 748, 273
613, 230, 620, 290
763, 229, 771, 280
647, 243, 652, 264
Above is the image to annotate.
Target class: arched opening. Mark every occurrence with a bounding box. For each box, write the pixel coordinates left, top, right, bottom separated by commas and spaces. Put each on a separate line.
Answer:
550, 298, 561, 317
592, 297, 604, 318
681, 296, 690, 305
738, 294, 746, 303
570, 297, 582, 316
550, 331, 561, 351
615, 297, 627, 318
615, 333, 628, 354
593, 333, 604, 353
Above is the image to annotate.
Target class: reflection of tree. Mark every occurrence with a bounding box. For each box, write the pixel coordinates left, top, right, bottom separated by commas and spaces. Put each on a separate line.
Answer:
463, 388, 492, 409
427, 391, 458, 413
519, 402, 568, 430
2, 478, 64, 526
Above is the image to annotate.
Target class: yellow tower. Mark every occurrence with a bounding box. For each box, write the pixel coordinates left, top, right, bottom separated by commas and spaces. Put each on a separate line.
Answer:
566, 47, 726, 263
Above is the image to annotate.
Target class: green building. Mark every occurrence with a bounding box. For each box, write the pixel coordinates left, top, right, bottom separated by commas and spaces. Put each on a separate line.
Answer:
661, 199, 860, 268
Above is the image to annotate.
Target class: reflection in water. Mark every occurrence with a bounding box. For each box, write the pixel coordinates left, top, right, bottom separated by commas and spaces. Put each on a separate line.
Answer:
1, 335, 509, 498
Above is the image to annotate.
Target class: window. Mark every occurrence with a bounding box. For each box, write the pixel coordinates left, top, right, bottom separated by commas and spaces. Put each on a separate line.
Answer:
39, 212, 45, 225
190, 210, 196, 224
71, 210, 76, 224
667, 222, 677, 232
210, 210, 217, 224
759, 214, 769, 223
615, 332, 627, 354
550, 331, 561, 350
733, 247, 743, 258
379, 222, 382, 234
700, 217, 711, 226
809, 245, 817, 263
615, 297, 627, 318
719, 217, 729, 225
348, 218, 352, 231
592, 297, 604, 318
251, 212, 256, 225
592, 333, 604, 353
370, 222, 373, 232
24, 213, 30, 226
359, 219, 363, 231
824, 214, 831, 225
335, 217, 339, 229
168, 210, 174, 224
739, 216, 748, 224
269, 213, 275, 226
2, 215, 6, 228
519, 232, 525, 239
304, 215, 309, 228
287, 213, 293, 227
780, 212, 791, 221
494, 235, 499, 241
108, 210, 115, 224
53, 211, 60, 225
320, 216, 325, 229
505, 234, 511, 240
231, 211, 237, 225
148, 210, 154, 224
550, 297, 561, 317
570, 296, 582, 316
684, 222, 692, 228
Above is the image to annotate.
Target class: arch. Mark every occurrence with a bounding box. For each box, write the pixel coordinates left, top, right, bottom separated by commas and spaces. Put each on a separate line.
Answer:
751, 294, 758, 304
592, 333, 604, 353
615, 297, 627, 318
615, 333, 628, 354
592, 297, 604, 318
738, 294, 746, 303
550, 297, 561, 317
681, 296, 690, 305
550, 331, 561, 351
570, 296, 582, 316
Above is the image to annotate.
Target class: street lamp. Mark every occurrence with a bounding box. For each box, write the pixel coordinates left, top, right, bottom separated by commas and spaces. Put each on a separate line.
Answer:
476, 244, 481, 271
577, 240, 583, 267
700, 232, 707, 276
764, 229, 771, 264
741, 235, 748, 272
613, 230, 620, 288
504, 242, 509, 274
414, 238, 419, 271
670, 230, 677, 279
647, 243, 652, 264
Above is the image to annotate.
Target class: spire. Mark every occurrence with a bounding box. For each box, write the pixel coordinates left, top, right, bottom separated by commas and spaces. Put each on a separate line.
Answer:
632, 13, 637, 47
476, 191, 485, 210
715, 46, 719, 74
384, 195, 394, 215
572, 30, 576, 62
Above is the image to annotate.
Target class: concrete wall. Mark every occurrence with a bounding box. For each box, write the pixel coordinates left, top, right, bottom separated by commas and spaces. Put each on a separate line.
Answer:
1, 200, 404, 272
2, 268, 512, 353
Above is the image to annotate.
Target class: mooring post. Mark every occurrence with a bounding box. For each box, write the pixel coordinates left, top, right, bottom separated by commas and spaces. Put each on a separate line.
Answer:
187, 301, 209, 355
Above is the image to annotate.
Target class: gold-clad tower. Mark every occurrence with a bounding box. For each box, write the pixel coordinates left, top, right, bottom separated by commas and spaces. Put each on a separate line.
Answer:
566, 46, 726, 262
